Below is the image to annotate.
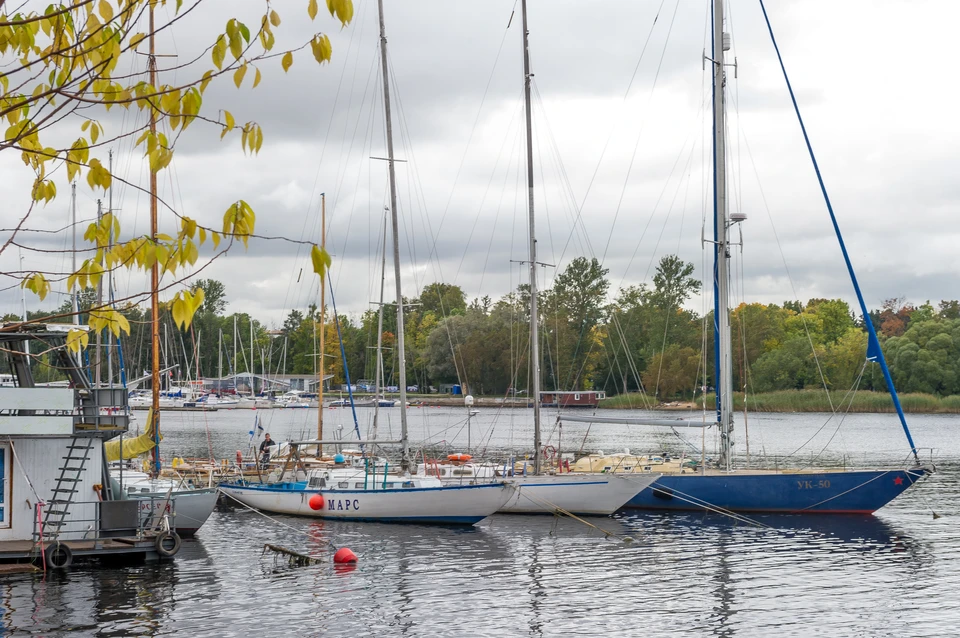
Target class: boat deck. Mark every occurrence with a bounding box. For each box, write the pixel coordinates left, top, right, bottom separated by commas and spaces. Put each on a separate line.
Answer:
0, 535, 169, 565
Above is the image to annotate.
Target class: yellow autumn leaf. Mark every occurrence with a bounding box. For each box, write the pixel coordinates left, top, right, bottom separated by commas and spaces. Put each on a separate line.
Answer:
281, 51, 293, 73
171, 295, 188, 330
66, 328, 90, 354
233, 64, 247, 89
98, 0, 113, 23
212, 36, 226, 70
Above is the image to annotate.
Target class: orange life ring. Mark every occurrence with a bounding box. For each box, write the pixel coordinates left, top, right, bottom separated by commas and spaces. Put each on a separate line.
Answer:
541, 445, 557, 460
447, 453, 472, 462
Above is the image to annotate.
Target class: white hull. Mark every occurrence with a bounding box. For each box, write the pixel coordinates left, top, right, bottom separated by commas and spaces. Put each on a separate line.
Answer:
127, 487, 218, 535
498, 474, 657, 515
219, 482, 514, 525
113, 469, 218, 535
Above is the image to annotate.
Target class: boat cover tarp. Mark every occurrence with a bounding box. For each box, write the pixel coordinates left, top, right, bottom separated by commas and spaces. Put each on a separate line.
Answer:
104, 409, 161, 461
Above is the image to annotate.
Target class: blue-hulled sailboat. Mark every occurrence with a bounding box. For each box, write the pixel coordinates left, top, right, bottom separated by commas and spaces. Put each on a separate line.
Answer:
568, 0, 932, 514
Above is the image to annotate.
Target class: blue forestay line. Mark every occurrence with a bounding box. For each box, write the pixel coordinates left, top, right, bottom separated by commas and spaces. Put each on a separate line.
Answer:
328, 277, 363, 445
757, 0, 919, 462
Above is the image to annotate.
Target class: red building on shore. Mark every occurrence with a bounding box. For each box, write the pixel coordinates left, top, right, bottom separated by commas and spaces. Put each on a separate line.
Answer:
539, 391, 606, 408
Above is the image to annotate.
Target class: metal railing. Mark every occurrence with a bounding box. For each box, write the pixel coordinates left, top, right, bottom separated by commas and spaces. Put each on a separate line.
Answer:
32, 497, 178, 543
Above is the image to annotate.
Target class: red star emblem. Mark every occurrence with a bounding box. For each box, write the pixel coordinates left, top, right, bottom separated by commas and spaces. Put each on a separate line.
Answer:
893, 476, 904, 486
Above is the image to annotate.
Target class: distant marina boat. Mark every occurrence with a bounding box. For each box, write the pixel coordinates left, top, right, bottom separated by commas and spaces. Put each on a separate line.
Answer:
328, 397, 396, 408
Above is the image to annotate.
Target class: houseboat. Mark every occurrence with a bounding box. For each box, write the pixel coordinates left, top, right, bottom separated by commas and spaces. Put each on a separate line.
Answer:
0, 324, 183, 571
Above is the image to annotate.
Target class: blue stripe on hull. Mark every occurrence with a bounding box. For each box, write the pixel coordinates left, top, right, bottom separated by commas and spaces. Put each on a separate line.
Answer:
625, 468, 929, 513
309, 515, 485, 525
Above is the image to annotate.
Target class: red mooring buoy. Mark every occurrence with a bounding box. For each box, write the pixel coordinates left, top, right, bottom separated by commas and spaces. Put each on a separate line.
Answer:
333, 547, 358, 564
308, 493, 325, 510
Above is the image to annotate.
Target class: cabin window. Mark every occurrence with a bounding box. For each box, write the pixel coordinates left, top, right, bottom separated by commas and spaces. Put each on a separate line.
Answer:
453, 469, 471, 476
643, 466, 652, 472
338, 481, 349, 489
603, 466, 613, 472
403, 481, 415, 488
574, 393, 580, 401
0, 446, 8, 528
308, 477, 326, 488
355, 482, 366, 489
623, 466, 632, 471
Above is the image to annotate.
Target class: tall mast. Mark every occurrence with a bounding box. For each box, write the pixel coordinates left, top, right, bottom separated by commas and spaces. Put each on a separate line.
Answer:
317, 193, 326, 444
149, 2, 161, 476
107, 149, 114, 387
71, 182, 78, 324
19, 248, 28, 360
377, 0, 410, 472
250, 316, 254, 394
195, 329, 201, 384
94, 199, 103, 386
521, 0, 542, 474
218, 329, 223, 389
372, 207, 388, 443
711, 0, 734, 471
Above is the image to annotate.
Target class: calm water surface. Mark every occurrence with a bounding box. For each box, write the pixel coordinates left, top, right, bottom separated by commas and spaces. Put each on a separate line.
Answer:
3, 409, 958, 637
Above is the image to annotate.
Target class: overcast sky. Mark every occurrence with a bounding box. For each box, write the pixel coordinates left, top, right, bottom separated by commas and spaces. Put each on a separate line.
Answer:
3, 0, 958, 327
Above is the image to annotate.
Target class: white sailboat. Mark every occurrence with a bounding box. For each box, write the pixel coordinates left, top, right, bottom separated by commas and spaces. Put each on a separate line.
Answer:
418, 0, 657, 516
220, 0, 514, 525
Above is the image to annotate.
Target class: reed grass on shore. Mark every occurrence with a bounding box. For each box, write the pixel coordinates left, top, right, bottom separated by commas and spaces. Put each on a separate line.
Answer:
599, 389, 960, 413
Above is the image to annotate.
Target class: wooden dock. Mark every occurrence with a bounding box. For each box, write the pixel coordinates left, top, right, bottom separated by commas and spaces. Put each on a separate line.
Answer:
0, 535, 173, 568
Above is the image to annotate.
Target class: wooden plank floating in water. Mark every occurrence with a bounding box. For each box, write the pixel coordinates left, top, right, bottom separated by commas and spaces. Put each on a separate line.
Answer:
262, 544, 323, 566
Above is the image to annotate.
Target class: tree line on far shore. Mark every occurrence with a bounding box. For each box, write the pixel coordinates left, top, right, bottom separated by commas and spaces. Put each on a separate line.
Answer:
7, 256, 960, 400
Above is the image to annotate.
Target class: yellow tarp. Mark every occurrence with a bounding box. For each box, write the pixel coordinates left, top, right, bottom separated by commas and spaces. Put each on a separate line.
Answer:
104, 409, 162, 462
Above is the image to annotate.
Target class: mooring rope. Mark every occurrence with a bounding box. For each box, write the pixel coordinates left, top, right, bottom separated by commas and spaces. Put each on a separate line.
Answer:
218, 489, 339, 552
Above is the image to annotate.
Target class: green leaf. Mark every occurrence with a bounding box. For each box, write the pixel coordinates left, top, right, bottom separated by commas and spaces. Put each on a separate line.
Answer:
238, 22, 250, 44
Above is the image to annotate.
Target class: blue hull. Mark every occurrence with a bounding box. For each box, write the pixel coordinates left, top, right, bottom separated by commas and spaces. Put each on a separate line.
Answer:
626, 467, 930, 513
